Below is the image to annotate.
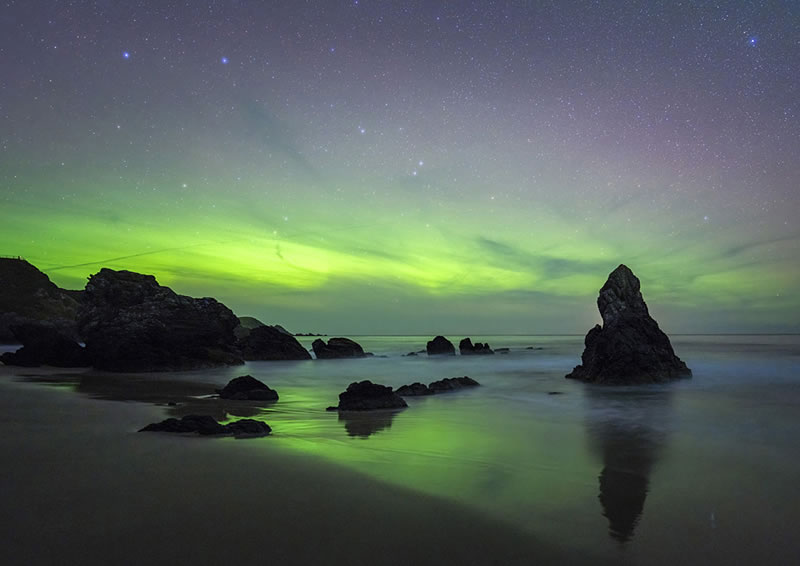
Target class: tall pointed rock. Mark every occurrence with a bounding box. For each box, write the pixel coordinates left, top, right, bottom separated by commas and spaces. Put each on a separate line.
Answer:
566, 265, 691, 384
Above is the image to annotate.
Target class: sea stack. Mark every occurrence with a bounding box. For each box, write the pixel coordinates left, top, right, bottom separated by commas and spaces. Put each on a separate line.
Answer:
566, 265, 691, 384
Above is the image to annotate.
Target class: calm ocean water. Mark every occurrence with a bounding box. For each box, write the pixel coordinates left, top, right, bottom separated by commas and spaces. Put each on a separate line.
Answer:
3, 334, 799, 564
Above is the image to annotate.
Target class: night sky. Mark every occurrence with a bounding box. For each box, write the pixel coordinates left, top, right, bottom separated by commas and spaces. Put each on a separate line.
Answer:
2, 1, 798, 334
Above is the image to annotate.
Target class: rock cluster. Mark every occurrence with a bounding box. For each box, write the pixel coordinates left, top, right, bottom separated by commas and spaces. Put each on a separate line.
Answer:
459, 338, 494, 355
566, 265, 691, 384
239, 325, 311, 361
139, 414, 271, 437
396, 376, 480, 396
426, 335, 455, 356
0, 323, 90, 367
328, 380, 407, 411
216, 375, 279, 401
312, 337, 366, 359
77, 268, 243, 372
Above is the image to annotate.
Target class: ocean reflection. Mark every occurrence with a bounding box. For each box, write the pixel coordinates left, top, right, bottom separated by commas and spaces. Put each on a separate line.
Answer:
585, 387, 673, 544
338, 409, 400, 438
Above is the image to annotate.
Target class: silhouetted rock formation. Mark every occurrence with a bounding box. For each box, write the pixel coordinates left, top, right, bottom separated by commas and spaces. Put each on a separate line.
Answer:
429, 376, 480, 392
396, 376, 480, 396
77, 268, 243, 372
0, 258, 81, 342
396, 382, 432, 396
0, 323, 90, 367
233, 316, 266, 340
566, 265, 691, 384
426, 335, 455, 356
239, 325, 311, 361
312, 337, 366, 359
459, 338, 494, 355
328, 380, 407, 411
139, 414, 271, 437
217, 375, 278, 401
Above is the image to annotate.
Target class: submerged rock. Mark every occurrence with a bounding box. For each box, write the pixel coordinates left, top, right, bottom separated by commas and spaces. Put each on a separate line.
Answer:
429, 376, 480, 392
217, 375, 279, 401
312, 337, 366, 359
0, 323, 90, 367
139, 414, 271, 437
0, 258, 81, 342
239, 325, 311, 361
331, 380, 408, 411
566, 265, 691, 384
77, 268, 243, 372
459, 338, 494, 355
426, 335, 455, 356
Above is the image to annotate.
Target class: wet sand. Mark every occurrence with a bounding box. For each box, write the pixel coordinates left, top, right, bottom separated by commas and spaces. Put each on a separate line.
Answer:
0, 369, 607, 566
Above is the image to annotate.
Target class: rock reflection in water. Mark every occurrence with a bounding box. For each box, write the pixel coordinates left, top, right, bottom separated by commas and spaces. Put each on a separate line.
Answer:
585, 387, 673, 544
338, 410, 399, 438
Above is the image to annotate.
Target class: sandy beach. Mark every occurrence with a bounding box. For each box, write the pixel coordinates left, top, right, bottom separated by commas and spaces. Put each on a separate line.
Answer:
0, 366, 603, 566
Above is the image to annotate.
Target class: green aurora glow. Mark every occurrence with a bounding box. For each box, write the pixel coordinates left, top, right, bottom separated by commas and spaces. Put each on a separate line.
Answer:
2, 2, 798, 334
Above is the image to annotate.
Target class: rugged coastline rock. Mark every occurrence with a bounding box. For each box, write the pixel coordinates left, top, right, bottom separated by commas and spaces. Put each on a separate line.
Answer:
429, 376, 480, 392
0, 323, 90, 367
139, 414, 271, 437
239, 325, 311, 361
217, 375, 279, 401
328, 380, 408, 411
0, 258, 81, 342
77, 268, 243, 372
396, 382, 432, 396
426, 335, 455, 356
312, 337, 366, 359
566, 265, 691, 384
396, 376, 480, 396
459, 338, 494, 355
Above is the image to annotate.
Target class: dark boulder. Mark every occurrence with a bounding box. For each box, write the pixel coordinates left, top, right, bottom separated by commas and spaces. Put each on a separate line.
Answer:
312, 337, 366, 359
0, 258, 81, 342
0, 323, 90, 367
239, 325, 311, 361
140, 414, 226, 435
396, 382, 431, 396
217, 375, 278, 401
224, 419, 272, 437
331, 380, 408, 411
397, 376, 480, 396
77, 268, 243, 372
139, 414, 271, 437
459, 337, 494, 355
566, 265, 691, 384
429, 376, 480, 393
426, 335, 455, 356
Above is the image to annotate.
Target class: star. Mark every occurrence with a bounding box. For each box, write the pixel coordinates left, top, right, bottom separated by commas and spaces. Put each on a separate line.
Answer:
221, 56, 229, 64
748, 36, 758, 47
122, 51, 130, 59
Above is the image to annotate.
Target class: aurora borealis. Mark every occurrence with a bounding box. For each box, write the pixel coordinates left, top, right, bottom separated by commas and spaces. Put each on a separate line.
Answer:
2, 1, 798, 334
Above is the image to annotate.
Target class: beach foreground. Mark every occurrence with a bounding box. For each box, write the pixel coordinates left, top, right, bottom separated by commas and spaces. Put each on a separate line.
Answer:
2, 335, 800, 565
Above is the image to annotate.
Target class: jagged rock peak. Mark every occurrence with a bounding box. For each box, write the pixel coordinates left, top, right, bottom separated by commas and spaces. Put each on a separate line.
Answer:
598, 264, 650, 327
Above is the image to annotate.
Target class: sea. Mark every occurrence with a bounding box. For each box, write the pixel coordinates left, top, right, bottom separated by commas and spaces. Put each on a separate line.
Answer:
2, 334, 799, 565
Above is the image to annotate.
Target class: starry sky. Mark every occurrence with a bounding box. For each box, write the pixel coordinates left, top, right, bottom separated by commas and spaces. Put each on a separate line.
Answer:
1, 1, 798, 334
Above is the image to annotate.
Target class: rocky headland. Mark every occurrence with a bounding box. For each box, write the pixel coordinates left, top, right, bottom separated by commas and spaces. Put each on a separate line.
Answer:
0, 258, 81, 342
78, 268, 244, 372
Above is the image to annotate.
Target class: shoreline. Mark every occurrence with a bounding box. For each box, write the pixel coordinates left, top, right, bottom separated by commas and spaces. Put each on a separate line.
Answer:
0, 370, 611, 566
